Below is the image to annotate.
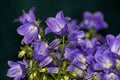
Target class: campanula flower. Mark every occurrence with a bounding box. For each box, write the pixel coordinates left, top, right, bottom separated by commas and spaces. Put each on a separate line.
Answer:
48, 39, 60, 50
32, 41, 48, 62
68, 31, 86, 45
67, 20, 80, 34
17, 23, 39, 44
99, 72, 120, 80
80, 11, 108, 31
106, 34, 120, 57
45, 11, 71, 35
14, 7, 36, 24
15, 7, 40, 44
94, 51, 115, 73
7, 61, 26, 80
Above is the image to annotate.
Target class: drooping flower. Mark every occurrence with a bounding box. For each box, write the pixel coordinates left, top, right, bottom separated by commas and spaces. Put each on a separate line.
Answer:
7, 61, 26, 80
80, 11, 108, 31
106, 34, 120, 57
45, 11, 71, 35
15, 7, 40, 44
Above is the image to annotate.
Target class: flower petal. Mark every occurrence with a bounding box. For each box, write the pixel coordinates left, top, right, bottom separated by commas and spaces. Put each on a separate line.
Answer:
39, 56, 53, 67
8, 61, 18, 67
83, 11, 92, 20
48, 39, 60, 49
45, 27, 52, 35
47, 67, 58, 73
46, 17, 61, 32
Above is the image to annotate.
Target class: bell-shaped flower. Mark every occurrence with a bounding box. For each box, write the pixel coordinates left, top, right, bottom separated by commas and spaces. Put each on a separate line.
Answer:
80, 11, 108, 31
17, 23, 39, 44
45, 11, 71, 35
15, 7, 40, 44
106, 34, 120, 57
7, 61, 26, 80
14, 7, 36, 24
99, 72, 120, 80
94, 51, 116, 73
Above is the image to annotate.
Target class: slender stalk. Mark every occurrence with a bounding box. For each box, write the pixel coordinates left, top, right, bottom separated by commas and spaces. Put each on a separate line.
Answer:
58, 35, 65, 80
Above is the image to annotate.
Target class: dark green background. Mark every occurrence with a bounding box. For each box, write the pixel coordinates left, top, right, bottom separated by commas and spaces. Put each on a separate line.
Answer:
0, 0, 120, 79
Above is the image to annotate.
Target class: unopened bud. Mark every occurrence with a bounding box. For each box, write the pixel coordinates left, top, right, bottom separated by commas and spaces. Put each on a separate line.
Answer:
85, 32, 90, 39
70, 71, 77, 77
18, 51, 25, 58
38, 34, 41, 40
38, 68, 46, 72
29, 60, 33, 68
64, 76, 69, 80
116, 59, 120, 70
30, 73, 34, 80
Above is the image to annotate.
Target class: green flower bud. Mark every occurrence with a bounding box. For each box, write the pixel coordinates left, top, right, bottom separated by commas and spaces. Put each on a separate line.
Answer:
18, 50, 25, 58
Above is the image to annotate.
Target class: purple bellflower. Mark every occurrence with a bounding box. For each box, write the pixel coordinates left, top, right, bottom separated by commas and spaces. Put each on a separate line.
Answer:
67, 20, 80, 34
14, 7, 36, 24
7, 61, 26, 80
68, 31, 86, 45
99, 72, 120, 80
80, 11, 108, 31
65, 46, 89, 77
45, 11, 71, 35
32, 41, 49, 62
15, 7, 40, 44
106, 34, 120, 57
32, 39, 60, 68
94, 51, 116, 73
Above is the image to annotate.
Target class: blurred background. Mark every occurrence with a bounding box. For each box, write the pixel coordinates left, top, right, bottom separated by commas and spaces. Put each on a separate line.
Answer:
0, 0, 120, 79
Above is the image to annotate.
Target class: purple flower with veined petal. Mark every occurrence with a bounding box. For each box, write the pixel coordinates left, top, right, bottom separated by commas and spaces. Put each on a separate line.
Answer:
99, 72, 120, 80
39, 56, 53, 67
106, 34, 120, 57
68, 31, 86, 45
94, 51, 116, 73
65, 46, 88, 71
32, 39, 60, 68
67, 20, 80, 34
17, 23, 39, 44
14, 7, 36, 24
7, 61, 26, 80
32, 41, 48, 62
80, 11, 108, 31
16, 7, 40, 44
45, 11, 71, 35
48, 39, 60, 50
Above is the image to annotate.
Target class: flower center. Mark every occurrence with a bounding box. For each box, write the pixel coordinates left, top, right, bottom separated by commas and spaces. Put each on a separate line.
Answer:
79, 57, 86, 63
109, 73, 116, 79
31, 26, 37, 33
103, 60, 112, 69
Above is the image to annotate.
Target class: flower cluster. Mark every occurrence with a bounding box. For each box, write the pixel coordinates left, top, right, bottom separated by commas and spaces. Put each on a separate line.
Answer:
7, 7, 120, 80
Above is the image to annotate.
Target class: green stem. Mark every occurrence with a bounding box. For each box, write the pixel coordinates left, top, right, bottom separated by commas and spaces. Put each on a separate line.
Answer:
58, 35, 65, 80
